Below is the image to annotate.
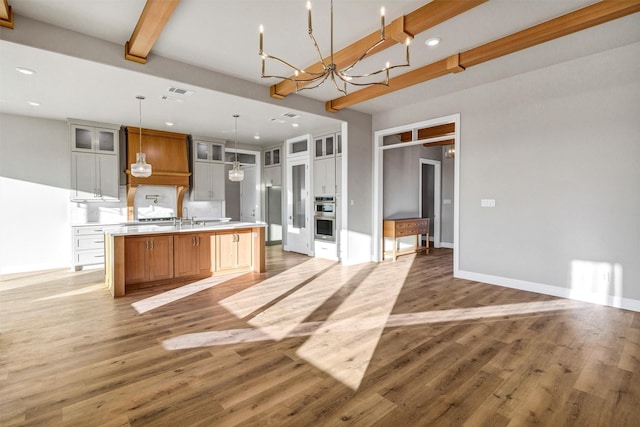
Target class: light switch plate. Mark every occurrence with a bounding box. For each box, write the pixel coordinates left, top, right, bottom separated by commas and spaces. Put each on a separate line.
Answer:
481, 199, 496, 207
443, 199, 452, 205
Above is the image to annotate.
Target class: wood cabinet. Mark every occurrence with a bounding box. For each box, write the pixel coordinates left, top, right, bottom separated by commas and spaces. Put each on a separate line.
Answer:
124, 235, 174, 285
383, 218, 430, 261
217, 231, 252, 272
174, 233, 213, 278
192, 162, 225, 201
106, 226, 265, 297
69, 121, 120, 201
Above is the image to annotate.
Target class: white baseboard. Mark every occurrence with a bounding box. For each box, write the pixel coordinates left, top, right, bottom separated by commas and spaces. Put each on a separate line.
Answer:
440, 242, 454, 249
456, 269, 640, 313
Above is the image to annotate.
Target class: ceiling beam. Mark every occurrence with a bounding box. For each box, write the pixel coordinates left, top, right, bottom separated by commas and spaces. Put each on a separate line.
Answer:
326, 0, 640, 112
270, 0, 488, 99
398, 123, 455, 142
125, 0, 180, 64
0, 0, 14, 29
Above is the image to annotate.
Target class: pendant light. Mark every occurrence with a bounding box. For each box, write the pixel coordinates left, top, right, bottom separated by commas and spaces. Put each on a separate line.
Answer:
228, 114, 244, 182
130, 95, 152, 178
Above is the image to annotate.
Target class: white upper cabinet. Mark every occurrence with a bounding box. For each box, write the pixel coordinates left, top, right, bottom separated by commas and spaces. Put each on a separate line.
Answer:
192, 136, 226, 201
69, 120, 120, 201
315, 134, 335, 159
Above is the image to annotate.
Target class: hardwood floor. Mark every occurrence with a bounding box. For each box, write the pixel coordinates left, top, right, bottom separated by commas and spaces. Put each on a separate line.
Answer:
1, 247, 639, 426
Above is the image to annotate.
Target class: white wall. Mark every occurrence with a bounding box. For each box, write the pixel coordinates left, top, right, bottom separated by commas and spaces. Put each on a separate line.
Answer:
373, 42, 640, 309
0, 114, 71, 273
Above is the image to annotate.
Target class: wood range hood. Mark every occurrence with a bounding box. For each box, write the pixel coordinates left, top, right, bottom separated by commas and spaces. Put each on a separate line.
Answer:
125, 127, 191, 221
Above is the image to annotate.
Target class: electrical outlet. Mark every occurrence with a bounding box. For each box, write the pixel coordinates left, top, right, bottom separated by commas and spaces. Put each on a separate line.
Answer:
481, 199, 496, 207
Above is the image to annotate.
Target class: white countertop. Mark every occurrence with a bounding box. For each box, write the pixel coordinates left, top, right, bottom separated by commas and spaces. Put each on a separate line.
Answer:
103, 221, 265, 237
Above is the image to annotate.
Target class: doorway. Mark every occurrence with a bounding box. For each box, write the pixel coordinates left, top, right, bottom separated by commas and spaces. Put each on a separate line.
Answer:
224, 148, 261, 222
419, 158, 441, 248
373, 114, 460, 271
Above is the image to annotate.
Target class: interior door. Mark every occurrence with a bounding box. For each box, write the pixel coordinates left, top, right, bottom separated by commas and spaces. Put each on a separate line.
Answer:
240, 165, 257, 222
286, 157, 310, 255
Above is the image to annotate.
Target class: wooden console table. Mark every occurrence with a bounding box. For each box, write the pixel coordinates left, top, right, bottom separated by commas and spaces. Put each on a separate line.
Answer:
383, 218, 429, 261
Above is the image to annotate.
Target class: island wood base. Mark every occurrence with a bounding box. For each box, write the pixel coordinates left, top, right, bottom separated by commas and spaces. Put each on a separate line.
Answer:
105, 226, 265, 297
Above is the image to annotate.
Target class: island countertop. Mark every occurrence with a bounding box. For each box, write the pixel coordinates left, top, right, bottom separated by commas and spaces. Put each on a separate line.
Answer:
104, 221, 266, 297
103, 221, 266, 237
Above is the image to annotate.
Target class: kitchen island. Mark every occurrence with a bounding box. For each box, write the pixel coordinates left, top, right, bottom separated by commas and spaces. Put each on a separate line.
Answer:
104, 221, 265, 297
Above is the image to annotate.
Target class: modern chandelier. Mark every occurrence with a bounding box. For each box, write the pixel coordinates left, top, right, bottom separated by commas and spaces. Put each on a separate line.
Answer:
259, 0, 411, 95
130, 95, 152, 178
228, 114, 244, 182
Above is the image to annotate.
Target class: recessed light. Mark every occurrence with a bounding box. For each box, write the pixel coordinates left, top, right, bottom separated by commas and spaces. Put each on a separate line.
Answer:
165, 121, 174, 126
16, 67, 36, 75
253, 135, 260, 140
27, 101, 40, 106
425, 37, 440, 47
292, 123, 300, 127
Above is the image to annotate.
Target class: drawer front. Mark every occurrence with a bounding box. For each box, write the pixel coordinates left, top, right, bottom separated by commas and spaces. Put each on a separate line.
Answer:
76, 250, 105, 266
76, 235, 105, 250
74, 227, 106, 236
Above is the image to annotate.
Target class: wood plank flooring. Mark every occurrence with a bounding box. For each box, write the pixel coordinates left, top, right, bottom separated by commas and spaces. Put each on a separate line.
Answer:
1, 247, 639, 426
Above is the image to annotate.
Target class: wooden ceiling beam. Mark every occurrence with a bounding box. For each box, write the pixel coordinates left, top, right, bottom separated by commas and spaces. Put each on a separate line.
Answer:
0, 0, 14, 29
398, 123, 455, 142
270, 0, 487, 99
326, 0, 640, 112
125, 0, 180, 64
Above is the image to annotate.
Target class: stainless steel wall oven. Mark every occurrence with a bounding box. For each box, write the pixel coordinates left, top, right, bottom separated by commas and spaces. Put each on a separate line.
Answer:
314, 197, 335, 241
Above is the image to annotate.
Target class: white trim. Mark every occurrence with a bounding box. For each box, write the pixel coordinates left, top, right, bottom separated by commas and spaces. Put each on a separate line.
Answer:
440, 242, 454, 249
373, 113, 460, 263
457, 270, 640, 313
419, 158, 441, 248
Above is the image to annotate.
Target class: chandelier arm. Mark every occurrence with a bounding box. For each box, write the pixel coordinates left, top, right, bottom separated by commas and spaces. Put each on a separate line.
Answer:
261, 53, 328, 80
308, 31, 329, 70
339, 38, 385, 75
339, 43, 410, 80
329, 71, 348, 96
296, 71, 332, 92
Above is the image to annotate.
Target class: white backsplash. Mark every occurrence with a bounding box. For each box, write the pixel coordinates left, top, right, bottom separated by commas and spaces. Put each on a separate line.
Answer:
69, 186, 226, 224
134, 185, 177, 219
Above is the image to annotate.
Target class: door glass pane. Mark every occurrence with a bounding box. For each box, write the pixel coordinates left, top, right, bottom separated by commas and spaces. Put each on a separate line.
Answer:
337, 134, 342, 154
211, 144, 223, 161
315, 139, 323, 157
265, 151, 271, 166
236, 153, 256, 164
291, 139, 307, 154
97, 130, 115, 152
273, 148, 280, 164
326, 136, 334, 156
292, 164, 306, 229
75, 128, 92, 150
196, 142, 209, 160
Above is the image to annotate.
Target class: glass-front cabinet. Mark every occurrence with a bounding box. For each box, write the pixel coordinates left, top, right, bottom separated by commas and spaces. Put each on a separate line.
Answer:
315, 134, 335, 158
71, 125, 118, 154
195, 141, 224, 162
264, 146, 281, 167
69, 120, 120, 201
192, 136, 226, 201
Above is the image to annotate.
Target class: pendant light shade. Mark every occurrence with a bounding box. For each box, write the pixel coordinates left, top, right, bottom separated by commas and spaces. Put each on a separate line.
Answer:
131, 95, 152, 178
229, 114, 244, 182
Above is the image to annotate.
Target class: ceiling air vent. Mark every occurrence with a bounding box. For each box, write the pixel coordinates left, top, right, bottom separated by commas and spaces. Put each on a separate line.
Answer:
167, 86, 195, 96
281, 112, 301, 119
160, 95, 184, 103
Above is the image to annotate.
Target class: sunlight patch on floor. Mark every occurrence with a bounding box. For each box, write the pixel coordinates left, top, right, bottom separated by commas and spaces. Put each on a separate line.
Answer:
35, 283, 106, 301
131, 273, 244, 314
219, 257, 333, 319
295, 258, 411, 390
248, 263, 367, 340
